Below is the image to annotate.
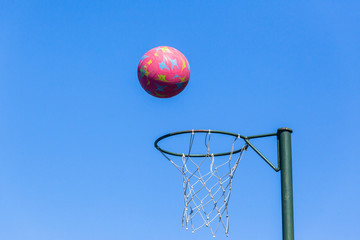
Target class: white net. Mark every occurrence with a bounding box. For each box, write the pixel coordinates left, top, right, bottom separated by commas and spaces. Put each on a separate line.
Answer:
161, 131, 248, 238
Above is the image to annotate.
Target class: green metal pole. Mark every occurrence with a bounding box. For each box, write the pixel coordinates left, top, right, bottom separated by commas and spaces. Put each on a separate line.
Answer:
278, 128, 294, 240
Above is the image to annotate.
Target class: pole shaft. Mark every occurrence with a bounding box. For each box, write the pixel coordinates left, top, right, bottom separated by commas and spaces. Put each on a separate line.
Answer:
278, 128, 294, 240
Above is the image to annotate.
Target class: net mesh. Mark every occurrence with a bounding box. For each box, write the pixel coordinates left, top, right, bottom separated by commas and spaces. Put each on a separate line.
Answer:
161, 131, 248, 238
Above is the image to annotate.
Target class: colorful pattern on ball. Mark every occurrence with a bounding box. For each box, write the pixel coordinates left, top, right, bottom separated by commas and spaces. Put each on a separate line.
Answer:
137, 46, 190, 98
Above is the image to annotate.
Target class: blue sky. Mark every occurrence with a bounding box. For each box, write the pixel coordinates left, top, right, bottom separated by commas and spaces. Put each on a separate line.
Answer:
1, 1, 359, 239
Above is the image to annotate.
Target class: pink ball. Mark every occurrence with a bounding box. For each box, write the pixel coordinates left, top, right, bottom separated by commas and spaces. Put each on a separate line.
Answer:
137, 46, 190, 98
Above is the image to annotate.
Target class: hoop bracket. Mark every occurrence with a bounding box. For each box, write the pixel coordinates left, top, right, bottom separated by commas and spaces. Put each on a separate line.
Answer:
243, 132, 280, 172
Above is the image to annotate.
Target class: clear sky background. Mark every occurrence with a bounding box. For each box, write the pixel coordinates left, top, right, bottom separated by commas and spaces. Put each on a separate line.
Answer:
1, 1, 359, 240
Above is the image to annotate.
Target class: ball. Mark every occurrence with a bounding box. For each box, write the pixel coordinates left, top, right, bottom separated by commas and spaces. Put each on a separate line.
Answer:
137, 46, 190, 98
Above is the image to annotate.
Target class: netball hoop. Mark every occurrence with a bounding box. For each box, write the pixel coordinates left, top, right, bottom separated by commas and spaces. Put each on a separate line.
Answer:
154, 128, 294, 240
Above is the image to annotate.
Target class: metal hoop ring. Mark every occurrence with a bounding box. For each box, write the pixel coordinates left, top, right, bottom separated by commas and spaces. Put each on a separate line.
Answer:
154, 130, 246, 157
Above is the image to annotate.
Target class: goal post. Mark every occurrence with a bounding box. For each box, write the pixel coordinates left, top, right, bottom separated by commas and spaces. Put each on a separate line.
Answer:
154, 127, 294, 239
278, 128, 294, 240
